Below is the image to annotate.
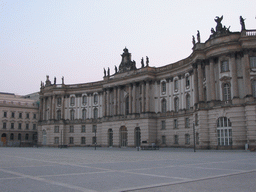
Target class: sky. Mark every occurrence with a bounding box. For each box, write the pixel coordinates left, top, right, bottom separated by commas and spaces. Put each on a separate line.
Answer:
1, 0, 256, 95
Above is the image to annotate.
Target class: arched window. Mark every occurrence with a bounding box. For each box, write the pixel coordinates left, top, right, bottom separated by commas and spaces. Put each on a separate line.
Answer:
94, 94, 98, 104
217, 117, 232, 146
56, 110, 61, 120
10, 133, 14, 140
186, 94, 190, 110
174, 79, 178, 91
223, 83, 231, 101
185, 76, 190, 87
82, 109, 86, 120
174, 97, 179, 112
70, 96, 75, 106
161, 99, 166, 113
70, 110, 75, 120
93, 108, 98, 119
82, 95, 87, 105
162, 82, 166, 93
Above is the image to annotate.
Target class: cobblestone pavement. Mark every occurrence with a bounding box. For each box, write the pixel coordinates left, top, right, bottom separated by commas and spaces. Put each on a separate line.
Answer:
0, 147, 255, 192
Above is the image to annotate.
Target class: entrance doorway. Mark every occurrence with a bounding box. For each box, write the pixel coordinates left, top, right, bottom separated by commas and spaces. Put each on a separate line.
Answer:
134, 127, 141, 147
120, 126, 127, 147
1, 133, 7, 146
42, 130, 47, 145
108, 129, 113, 147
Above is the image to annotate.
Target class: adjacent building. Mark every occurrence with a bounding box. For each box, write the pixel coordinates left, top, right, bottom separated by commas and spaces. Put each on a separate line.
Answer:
38, 16, 256, 149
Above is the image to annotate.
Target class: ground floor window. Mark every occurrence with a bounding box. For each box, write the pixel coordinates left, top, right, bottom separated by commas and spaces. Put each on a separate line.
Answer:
81, 137, 86, 144
217, 117, 232, 146
162, 135, 166, 144
54, 137, 59, 144
69, 137, 74, 144
185, 134, 190, 145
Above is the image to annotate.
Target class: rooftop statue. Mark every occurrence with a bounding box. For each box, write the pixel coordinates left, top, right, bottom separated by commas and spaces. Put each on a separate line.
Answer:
104, 68, 106, 77
197, 30, 201, 43
146, 56, 149, 67
209, 15, 230, 39
192, 35, 195, 46
118, 47, 137, 73
141, 57, 144, 68
240, 16, 246, 31
215, 15, 223, 32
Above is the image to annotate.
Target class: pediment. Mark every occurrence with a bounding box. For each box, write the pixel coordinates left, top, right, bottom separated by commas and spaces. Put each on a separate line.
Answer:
219, 76, 231, 81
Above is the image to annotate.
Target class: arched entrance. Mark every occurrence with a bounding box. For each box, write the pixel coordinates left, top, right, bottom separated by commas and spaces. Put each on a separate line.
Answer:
108, 129, 113, 147
134, 127, 141, 147
120, 126, 127, 147
1, 133, 7, 146
42, 130, 47, 145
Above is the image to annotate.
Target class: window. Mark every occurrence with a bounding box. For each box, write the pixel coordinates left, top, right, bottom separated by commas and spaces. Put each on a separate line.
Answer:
186, 76, 190, 87
18, 133, 21, 140
33, 114, 36, 119
33, 124, 36, 130
174, 135, 179, 144
161, 120, 166, 130
69, 137, 74, 144
81, 137, 86, 144
82, 109, 86, 120
173, 119, 178, 129
185, 134, 190, 145
26, 113, 29, 119
252, 80, 256, 97
94, 94, 98, 104
162, 135, 166, 144
186, 94, 190, 110
70, 110, 75, 120
54, 137, 59, 144
223, 83, 231, 101
3, 122, 6, 129
54, 126, 59, 133
69, 126, 74, 133
174, 80, 178, 91
57, 97, 62, 106
81, 125, 86, 132
92, 125, 97, 133
195, 114, 199, 125
56, 110, 61, 120
125, 96, 129, 115
19, 113, 22, 118
250, 56, 256, 68
185, 118, 190, 128
174, 97, 179, 112
3, 112, 7, 117
11, 112, 15, 118
221, 60, 229, 72
11, 123, 14, 129
25, 134, 29, 140
82, 95, 87, 105
93, 108, 98, 119
92, 136, 97, 144
196, 132, 199, 144
26, 124, 29, 130
18, 123, 22, 129
70, 97, 75, 106
10, 133, 14, 140
162, 82, 166, 93
161, 99, 166, 113
217, 117, 232, 146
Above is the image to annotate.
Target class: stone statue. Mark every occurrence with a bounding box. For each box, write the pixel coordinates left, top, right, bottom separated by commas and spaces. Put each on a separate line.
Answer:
192, 35, 195, 46
54, 77, 56, 85
115, 65, 117, 73
197, 30, 201, 43
41, 81, 43, 88
107, 67, 110, 76
211, 28, 215, 34
141, 57, 144, 68
240, 16, 246, 31
214, 15, 223, 32
62, 76, 64, 84
146, 56, 149, 67
104, 68, 106, 77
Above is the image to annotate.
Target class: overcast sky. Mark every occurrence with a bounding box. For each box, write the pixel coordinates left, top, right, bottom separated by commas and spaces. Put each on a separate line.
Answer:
1, 0, 256, 95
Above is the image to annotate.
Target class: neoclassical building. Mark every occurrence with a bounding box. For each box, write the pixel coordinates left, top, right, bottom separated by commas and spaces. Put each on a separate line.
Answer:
38, 16, 256, 149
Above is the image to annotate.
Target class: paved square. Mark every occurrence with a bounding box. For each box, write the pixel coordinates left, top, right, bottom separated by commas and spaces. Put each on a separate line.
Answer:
0, 147, 255, 192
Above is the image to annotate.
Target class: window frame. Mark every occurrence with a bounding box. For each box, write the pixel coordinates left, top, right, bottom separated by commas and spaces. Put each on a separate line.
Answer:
221, 60, 229, 72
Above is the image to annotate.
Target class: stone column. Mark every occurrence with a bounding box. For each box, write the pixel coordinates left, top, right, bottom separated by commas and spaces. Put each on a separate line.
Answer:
113, 87, 117, 116
205, 63, 211, 102
229, 53, 239, 98
40, 97, 44, 121
61, 95, 65, 119
102, 90, 106, 117
106, 89, 110, 116
242, 50, 252, 97
117, 87, 120, 115
132, 83, 136, 113
52, 95, 55, 120
166, 79, 170, 111
198, 62, 204, 102
146, 81, 150, 112
129, 84, 132, 114
193, 66, 199, 104
42, 97, 46, 120
209, 59, 216, 101
141, 82, 145, 113
49, 96, 52, 119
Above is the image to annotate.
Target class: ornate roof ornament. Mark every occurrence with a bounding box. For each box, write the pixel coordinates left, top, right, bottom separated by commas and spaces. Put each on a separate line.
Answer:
209, 15, 231, 39
118, 47, 137, 73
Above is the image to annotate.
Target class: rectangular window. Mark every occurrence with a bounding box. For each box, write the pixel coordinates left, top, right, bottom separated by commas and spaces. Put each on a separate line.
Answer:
195, 114, 198, 125
69, 126, 74, 133
3, 122, 6, 129
19, 113, 22, 118
250, 56, 256, 68
54, 126, 59, 133
185, 134, 190, 145
81, 137, 86, 144
54, 137, 59, 144
26, 124, 29, 130
92, 125, 97, 133
57, 97, 62, 106
18, 123, 22, 129
196, 132, 199, 145
253, 80, 256, 98
26, 113, 29, 119
174, 80, 178, 90
11, 112, 15, 118
82, 96, 87, 105
11, 123, 14, 129
185, 118, 190, 128
33, 124, 36, 130
94, 94, 98, 104
186, 76, 190, 87
33, 114, 36, 119
162, 135, 166, 144
69, 137, 74, 144
81, 125, 86, 132
92, 136, 97, 144
221, 61, 229, 72
70, 97, 75, 106
161, 120, 166, 130
174, 135, 179, 144
174, 119, 178, 129
3, 112, 7, 117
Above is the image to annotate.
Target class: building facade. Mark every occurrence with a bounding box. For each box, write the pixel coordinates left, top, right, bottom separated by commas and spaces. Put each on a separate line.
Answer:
38, 17, 256, 149
0, 93, 39, 147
